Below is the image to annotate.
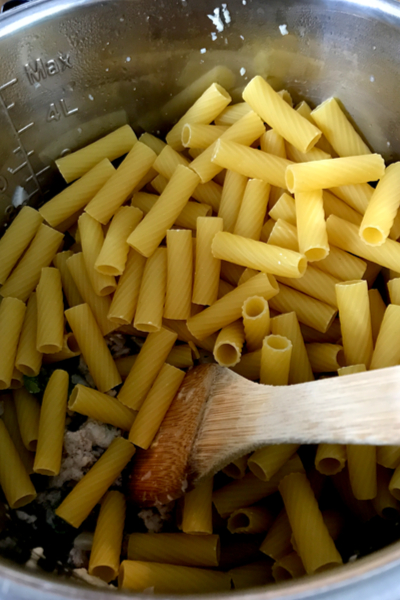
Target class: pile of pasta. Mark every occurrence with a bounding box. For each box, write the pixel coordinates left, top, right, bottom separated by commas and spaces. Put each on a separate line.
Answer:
1, 74, 400, 593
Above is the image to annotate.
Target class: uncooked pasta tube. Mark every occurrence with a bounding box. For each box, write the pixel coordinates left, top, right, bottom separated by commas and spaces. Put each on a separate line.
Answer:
259, 509, 293, 561
127, 533, 219, 567
234, 179, 270, 240
56, 437, 135, 528
323, 189, 363, 226
89, 491, 126, 582
347, 445, 377, 500
13, 388, 40, 452
2, 395, 34, 474
368, 289, 386, 344
260, 335, 292, 386
268, 192, 296, 225
33, 370, 68, 476
0, 420, 36, 509
214, 102, 252, 126
232, 350, 262, 381
213, 320, 245, 367
260, 129, 286, 158
192, 217, 223, 306
242, 295, 270, 352
272, 552, 306, 582
42, 333, 81, 364
229, 560, 274, 589
164, 229, 193, 320
0, 206, 43, 284
36, 267, 64, 354
223, 455, 249, 479
15, 293, 42, 377
295, 189, 329, 261
53, 251, 83, 308
78, 213, 116, 296
218, 171, 248, 233
372, 466, 400, 519
248, 444, 299, 481
182, 477, 213, 535
56, 124, 137, 182
277, 267, 339, 308
181, 123, 228, 148
270, 312, 314, 384
286, 143, 331, 163
107, 250, 146, 326
331, 182, 373, 214
315, 444, 346, 476
388, 278, 400, 305
69, 385, 136, 431
370, 304, 400, 370
0, 297, 26, 390
134, 248, 167, 333
306, 343, 345, 372
227, 507, 273, 534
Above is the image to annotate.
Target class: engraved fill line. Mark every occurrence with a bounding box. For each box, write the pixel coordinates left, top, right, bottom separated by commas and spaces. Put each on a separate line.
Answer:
0, 78, 18, 91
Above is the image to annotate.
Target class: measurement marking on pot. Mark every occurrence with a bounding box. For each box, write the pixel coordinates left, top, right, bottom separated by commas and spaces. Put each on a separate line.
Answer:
35, 166, 51, 177
17, 122, 34, 135
7, 161, 27, 175
13, 147, 21, 154
6, 102, 15, 110
0, 78, 17, 91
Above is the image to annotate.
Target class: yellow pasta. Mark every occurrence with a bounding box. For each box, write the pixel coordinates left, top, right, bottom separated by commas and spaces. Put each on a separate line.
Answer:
360, 162, 400, 246
192, 217, 224, 306
127, 165, 200, 257
327, 215, 400, 272
346, 445, 377, 500
260, 334, 292, 386
372, 466, 400, 519
370, 304, 400, 369
388, 278, 400, 305
134, 248, 167, 333
119, 560, 230, 593
377, 446, 400, 470
187, 272, 279, 340
42, 332, 81, 364
268, 192, 296, 226
231, 349, 262, 381
56, 437, 135, 528
131, 191, 212, 230
229, 560, 274, 589
78, 213, 116, 296
315, 444, 346, 475
315, 245, 367, 282
2, 395, 34, 474
66, 252, 116, 336
84, 142, 156, 224
227, 507, 273, 534
36, 267, 64, 354
166, 82, 231, 150
286, 155, 385, 194
242, 76, 321, 153
128, 363, 185, 449
306, 343, 345, 373
15, 293, 42, 377
163, 318, 217, 354
277, 266, 339, 308
0, 224, 63, 302
260, 129, 286, 158
139, 131, 166, 155
118, 327, 177, 410
330, 182, 373, 215
211, 139, 291, 188
212, 232, 307, 278
56, 124, 137, 183
285, 143, 331, 163
311, 98, 371, 157
181, 123, 229, 148
190, 111, 266, 183
33, 370, 68, 476
368, 288, 387, 344
248, 444, 299, 481
218, 171, 248, 233
279, 472, 342, 574
39, 160, 116, 227
89, 491, 126, 582
222, 455, 249, 479
0, 420, 36, 509
69, 384, 136, 431
267, 218, 298, 251
213, 320, 245, 367
337, 364, 366, 376
220, 261, 246, 286
164, 230, 193, 320
107, 249, 146, 326
270, 312, 314, 384
65, 303, 121, 392
335, 280, 373, 368
13, 387, 40, 452
95, 206, 143, 276
295, 189, 329, 261
323, 189, 363, 226
0, 206, 43, 285
53, 251, 83, 308
214, 102, 252, 126
0, 297, 26, 390
259, 509, 293, 561
234, 179, 270, 240
182, 477, 213, 535
242, 295, 270, 352
127, 533, 219, 567
269, 284, 337, 334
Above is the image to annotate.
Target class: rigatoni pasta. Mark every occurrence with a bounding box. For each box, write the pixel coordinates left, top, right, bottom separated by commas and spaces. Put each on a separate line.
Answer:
0, 297, 26, 390
36, 267, 64, 354
192, 217, 223, 306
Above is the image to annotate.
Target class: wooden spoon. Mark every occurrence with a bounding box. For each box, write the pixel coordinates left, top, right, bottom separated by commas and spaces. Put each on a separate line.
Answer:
129, 363, 400, 506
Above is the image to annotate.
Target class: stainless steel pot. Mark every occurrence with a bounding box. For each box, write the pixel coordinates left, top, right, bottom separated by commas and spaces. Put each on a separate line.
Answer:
1, 0, 400, 598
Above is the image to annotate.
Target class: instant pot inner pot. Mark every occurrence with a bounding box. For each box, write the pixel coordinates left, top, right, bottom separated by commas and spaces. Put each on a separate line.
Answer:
2, 0, 400, 599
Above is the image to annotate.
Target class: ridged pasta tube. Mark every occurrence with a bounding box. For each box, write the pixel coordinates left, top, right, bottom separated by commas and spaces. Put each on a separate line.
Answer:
42, 333, 81, 364
272, 552, 306, 582
213, 320, 245, 367
260, 129, 286, 157
285, 143, 331, 164
242, 295, 270, 352
360, 163, 400, 246
306, 343, 345, 373
279, 472, 342, 574
248, 444, 300, 482
166, 82, 231, 151
269, 192, 296, 225
259, 509, 293, 560
232, 350, 262, 381
78, 213, 116, 296
39, 160, 116, 227
2, 395, 34, 474
388, 278, 400, 305
296, 190, 329, 261
337, 364, 366, 376
187, 272, 279, 340
277, 267, 339, 308
95, 206, 143, 276
127, 533, 219, 567
118, 327, 177, 410
218, 171, 248, 233
222, 455, 249, 479
134, 248, 167, 333
65, 303, 121, 392
315, 444, 346, 476
211, 232, 307, 278
214, 102, 252, 126
229, 560, 274, 589
107, 250, 146, 326
0, 224, 63, 302
323, 190, 363, 226
119, 560, 230, 593
242, 76, 321, 153
85, 142, 156, 224
33, 370, 68, 476
0, 420, 36, 509
331, 183, 373, 214
346, 445, 377, 500
36, 267, 64, 354
181, 123, 228, 148
311, 98, 371, 157
14, 293, 42, 377
56, 437, 135, 528
182, 477, 213, 535
69, 385, 136, 431
13, 387, 40, 452
234, 179, 270, 240
314, 245, 367, 282
270, 312, 314, 384
260, 335, 292, 386
286, 155, 385, 193
127, 165, 200, 257
89, 491, 126, 582
335, 280, 373, 368
56, 124, 137, 183
128, 364, 185, 449
0, 206, 43, 284
164, 230, 193, 320
193, 217, 223, 306
53, 251, 83, 308
227, 507, 273, 534
0, 297, 26, 390
372, 466, 400, 519
370, 304, 400, 370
